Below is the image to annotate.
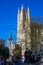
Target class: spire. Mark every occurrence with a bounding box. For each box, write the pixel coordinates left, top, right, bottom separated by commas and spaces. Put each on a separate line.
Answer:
18, 8, 20, 14
27, 7, 30, 16
9, 33, 12, 41
28, 7, 29, 11
27, 7, 30, 21
21, 5, 24, 11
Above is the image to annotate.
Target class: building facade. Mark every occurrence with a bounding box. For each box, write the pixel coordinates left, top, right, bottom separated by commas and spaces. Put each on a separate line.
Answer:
17, 6, 31, 56
17, 6, 43, 55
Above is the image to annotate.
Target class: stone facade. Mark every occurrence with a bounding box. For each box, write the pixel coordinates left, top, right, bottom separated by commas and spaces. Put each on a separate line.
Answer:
17, 6, 31, 55
17, 6, 43, 55
30, 22, 42, 52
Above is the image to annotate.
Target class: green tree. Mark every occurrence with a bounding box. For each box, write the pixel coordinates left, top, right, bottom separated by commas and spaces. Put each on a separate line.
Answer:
2, 47, 9, 59
13, 44, 21, 56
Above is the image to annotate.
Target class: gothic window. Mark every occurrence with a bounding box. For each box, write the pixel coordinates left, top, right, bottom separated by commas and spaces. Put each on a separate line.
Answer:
23, 11, 26, 21
23, 22, 25, 28
34, 29, 36, 38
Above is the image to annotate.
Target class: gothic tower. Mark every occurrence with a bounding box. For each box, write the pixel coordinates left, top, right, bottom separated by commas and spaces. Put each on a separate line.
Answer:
17, 6, 31, 56
8, 33, 13, 55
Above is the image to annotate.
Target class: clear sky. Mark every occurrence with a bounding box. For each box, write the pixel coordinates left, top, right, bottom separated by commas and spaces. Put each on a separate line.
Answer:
0, 0, 43, 46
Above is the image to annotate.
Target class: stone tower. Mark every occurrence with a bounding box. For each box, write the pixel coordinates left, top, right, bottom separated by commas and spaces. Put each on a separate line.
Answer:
8, 33, 13, 55
17, 6, 31, 56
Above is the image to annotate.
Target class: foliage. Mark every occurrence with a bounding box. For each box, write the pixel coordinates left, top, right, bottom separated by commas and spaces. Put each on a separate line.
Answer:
13, 44, 21, 56
0, 46, 9, 59
2, 47, 9, 59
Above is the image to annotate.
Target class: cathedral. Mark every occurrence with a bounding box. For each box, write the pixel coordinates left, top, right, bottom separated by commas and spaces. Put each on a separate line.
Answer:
17, 6, 43, 56
8, 6, 43, 56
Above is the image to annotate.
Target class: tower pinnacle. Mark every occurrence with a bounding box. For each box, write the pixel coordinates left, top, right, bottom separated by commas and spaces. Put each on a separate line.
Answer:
21, 5, 24, 11
18, 8, 20, 14
27, 7, 30, 16
9, 33, 12, 41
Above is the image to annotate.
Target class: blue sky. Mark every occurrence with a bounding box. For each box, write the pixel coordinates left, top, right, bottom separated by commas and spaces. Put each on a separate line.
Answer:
0, 0, 43, 46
